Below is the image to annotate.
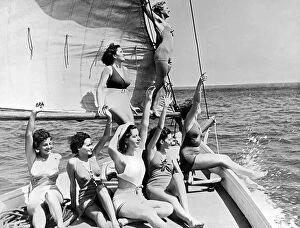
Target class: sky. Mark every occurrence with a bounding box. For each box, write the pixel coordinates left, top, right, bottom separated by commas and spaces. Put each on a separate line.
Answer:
167, 0, 300, 86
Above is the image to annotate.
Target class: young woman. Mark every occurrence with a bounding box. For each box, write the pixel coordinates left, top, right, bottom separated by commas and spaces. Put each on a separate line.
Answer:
96, 43, 139, 125
25, 102, 65, 228
108, 86, 173, 228
142, 0, 174, 115
145, 94, 204, 228
179, 76, 267, 179
67, 106, 120, 228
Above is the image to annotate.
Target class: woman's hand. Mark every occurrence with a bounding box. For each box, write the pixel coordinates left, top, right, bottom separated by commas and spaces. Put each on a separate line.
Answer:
163, 92, 173, 108
102, 105, 112, 121
199, 73, 207, 84
32, 101, 44, 114
130, 104, 141, 115
145, 85, 156, 101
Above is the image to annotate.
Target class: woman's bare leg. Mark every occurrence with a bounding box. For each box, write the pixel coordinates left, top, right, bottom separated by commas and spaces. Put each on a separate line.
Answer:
96, 185, 119, 227
152, 60, 170, 113
28, 205, 46, 228
169, 173, 189, 211
118, 202, 171, 228
45, 191, 65, 228
192, 153, 266, 179
84, 204, 111, 228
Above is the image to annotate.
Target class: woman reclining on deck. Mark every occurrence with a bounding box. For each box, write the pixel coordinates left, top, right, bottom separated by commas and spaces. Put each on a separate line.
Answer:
179, 76, 267, 180
67, 106, 120, 228
145, 93, 205, 228
25, 102, 65, 228
108, 86, 174, 228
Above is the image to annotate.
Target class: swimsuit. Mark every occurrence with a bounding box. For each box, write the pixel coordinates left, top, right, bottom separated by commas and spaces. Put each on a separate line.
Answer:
154, 24, 174, 62
74, 156, 105, 215
146, 152, 174, 199
180, 122, 202, 173
106, 66, 130, 89
113, 154, 147, 215
27, 153, 63, 207
104, 66, 132, 123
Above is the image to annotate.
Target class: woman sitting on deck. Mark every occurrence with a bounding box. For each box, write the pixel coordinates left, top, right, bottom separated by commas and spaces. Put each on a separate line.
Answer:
142, 0, 174, 116
25, 102, 65, 228
108, 86, 173, 228
96, 43, 139, 125
179, 76, 267, 179
67, 106, 120, 228
145, 93, 205, 228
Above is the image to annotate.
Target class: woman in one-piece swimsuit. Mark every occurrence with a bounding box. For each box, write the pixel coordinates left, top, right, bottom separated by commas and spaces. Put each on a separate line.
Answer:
145, 93, 204, 228
108, 86, 173, 228
142, 1, 174, 115
25, 102, 65, 228
96, 43, 139, 125
179, 76, 267, 179
67, 106, 119, 228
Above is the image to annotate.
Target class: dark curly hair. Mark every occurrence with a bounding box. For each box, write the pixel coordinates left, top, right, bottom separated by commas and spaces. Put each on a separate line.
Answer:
118, 125, 137, 154
33, 129, 51, 150
147, 126, 171, 151
179, 98, 193, 120
101, 43, 121, 66
152, 1, 166, 16
70, 132, 91, 154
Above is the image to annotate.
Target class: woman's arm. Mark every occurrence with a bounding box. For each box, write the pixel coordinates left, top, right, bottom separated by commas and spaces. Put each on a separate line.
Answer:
139, 86, 155, 150
96, 66, 111, 114
66, 159, 77, 211
146, 93, 172, 162
184, 75, 206, 133
108, 125, 126, 173
25, 102, 44, 169
141, 0, 164, 32
93, 106, 112, 156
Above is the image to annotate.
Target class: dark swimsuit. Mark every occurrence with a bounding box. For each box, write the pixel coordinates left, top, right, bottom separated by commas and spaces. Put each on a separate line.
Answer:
146, 152, 174, 198
106, 66, 130, 89
179, 122, 202, 173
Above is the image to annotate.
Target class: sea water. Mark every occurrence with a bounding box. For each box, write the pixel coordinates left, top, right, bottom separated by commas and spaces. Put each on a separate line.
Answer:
0, 85, 299, 227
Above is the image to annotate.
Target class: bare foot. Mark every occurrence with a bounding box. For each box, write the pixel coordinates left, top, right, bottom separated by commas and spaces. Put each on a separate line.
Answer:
188, 218, 205, 228
118, 218, 140, 227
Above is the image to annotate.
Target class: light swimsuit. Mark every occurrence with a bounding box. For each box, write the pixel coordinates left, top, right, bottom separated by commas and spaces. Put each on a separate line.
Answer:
154, 24, 174, 63
113, 154, 146, 215
27, 153, 63, 207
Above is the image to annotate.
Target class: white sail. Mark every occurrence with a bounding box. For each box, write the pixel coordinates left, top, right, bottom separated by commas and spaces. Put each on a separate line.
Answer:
0, 0, 156, 112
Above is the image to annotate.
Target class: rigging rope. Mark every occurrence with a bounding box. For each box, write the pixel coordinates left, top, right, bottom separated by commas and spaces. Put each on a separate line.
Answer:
188, 0, 210, 119
64, 34, 69, 68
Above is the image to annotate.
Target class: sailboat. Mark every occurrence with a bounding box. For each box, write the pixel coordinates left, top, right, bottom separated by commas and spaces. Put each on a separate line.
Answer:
0, 0, 273, 227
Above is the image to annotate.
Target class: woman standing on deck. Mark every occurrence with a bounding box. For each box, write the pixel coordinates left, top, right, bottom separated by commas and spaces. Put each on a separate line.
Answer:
67, 106, 120, 228
108, 86, 173, 228
142, 0, 174, 115
96, 43, 139, 125
25, 102, 65, 228
179, 76, 267, 179
145, 93, 205, 228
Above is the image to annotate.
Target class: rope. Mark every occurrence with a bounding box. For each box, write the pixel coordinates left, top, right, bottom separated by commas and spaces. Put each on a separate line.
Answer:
27, 27, 33, 59
188, 0, 210, 119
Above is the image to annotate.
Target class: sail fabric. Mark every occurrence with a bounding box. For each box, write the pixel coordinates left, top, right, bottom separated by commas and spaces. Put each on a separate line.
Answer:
0, 0, 155, 112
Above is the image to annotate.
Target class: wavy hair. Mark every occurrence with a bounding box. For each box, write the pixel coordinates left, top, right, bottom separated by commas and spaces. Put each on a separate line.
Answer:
101, 43, 120, 66
69, 132, 91, 154
118, 125, 137, 154
33, 129, 51, 150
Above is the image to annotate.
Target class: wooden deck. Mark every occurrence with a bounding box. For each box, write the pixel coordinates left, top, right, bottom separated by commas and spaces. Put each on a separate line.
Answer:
67, 169, 251, 228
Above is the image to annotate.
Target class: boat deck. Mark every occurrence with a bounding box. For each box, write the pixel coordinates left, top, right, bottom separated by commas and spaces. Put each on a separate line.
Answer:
67, 171, 251, 228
